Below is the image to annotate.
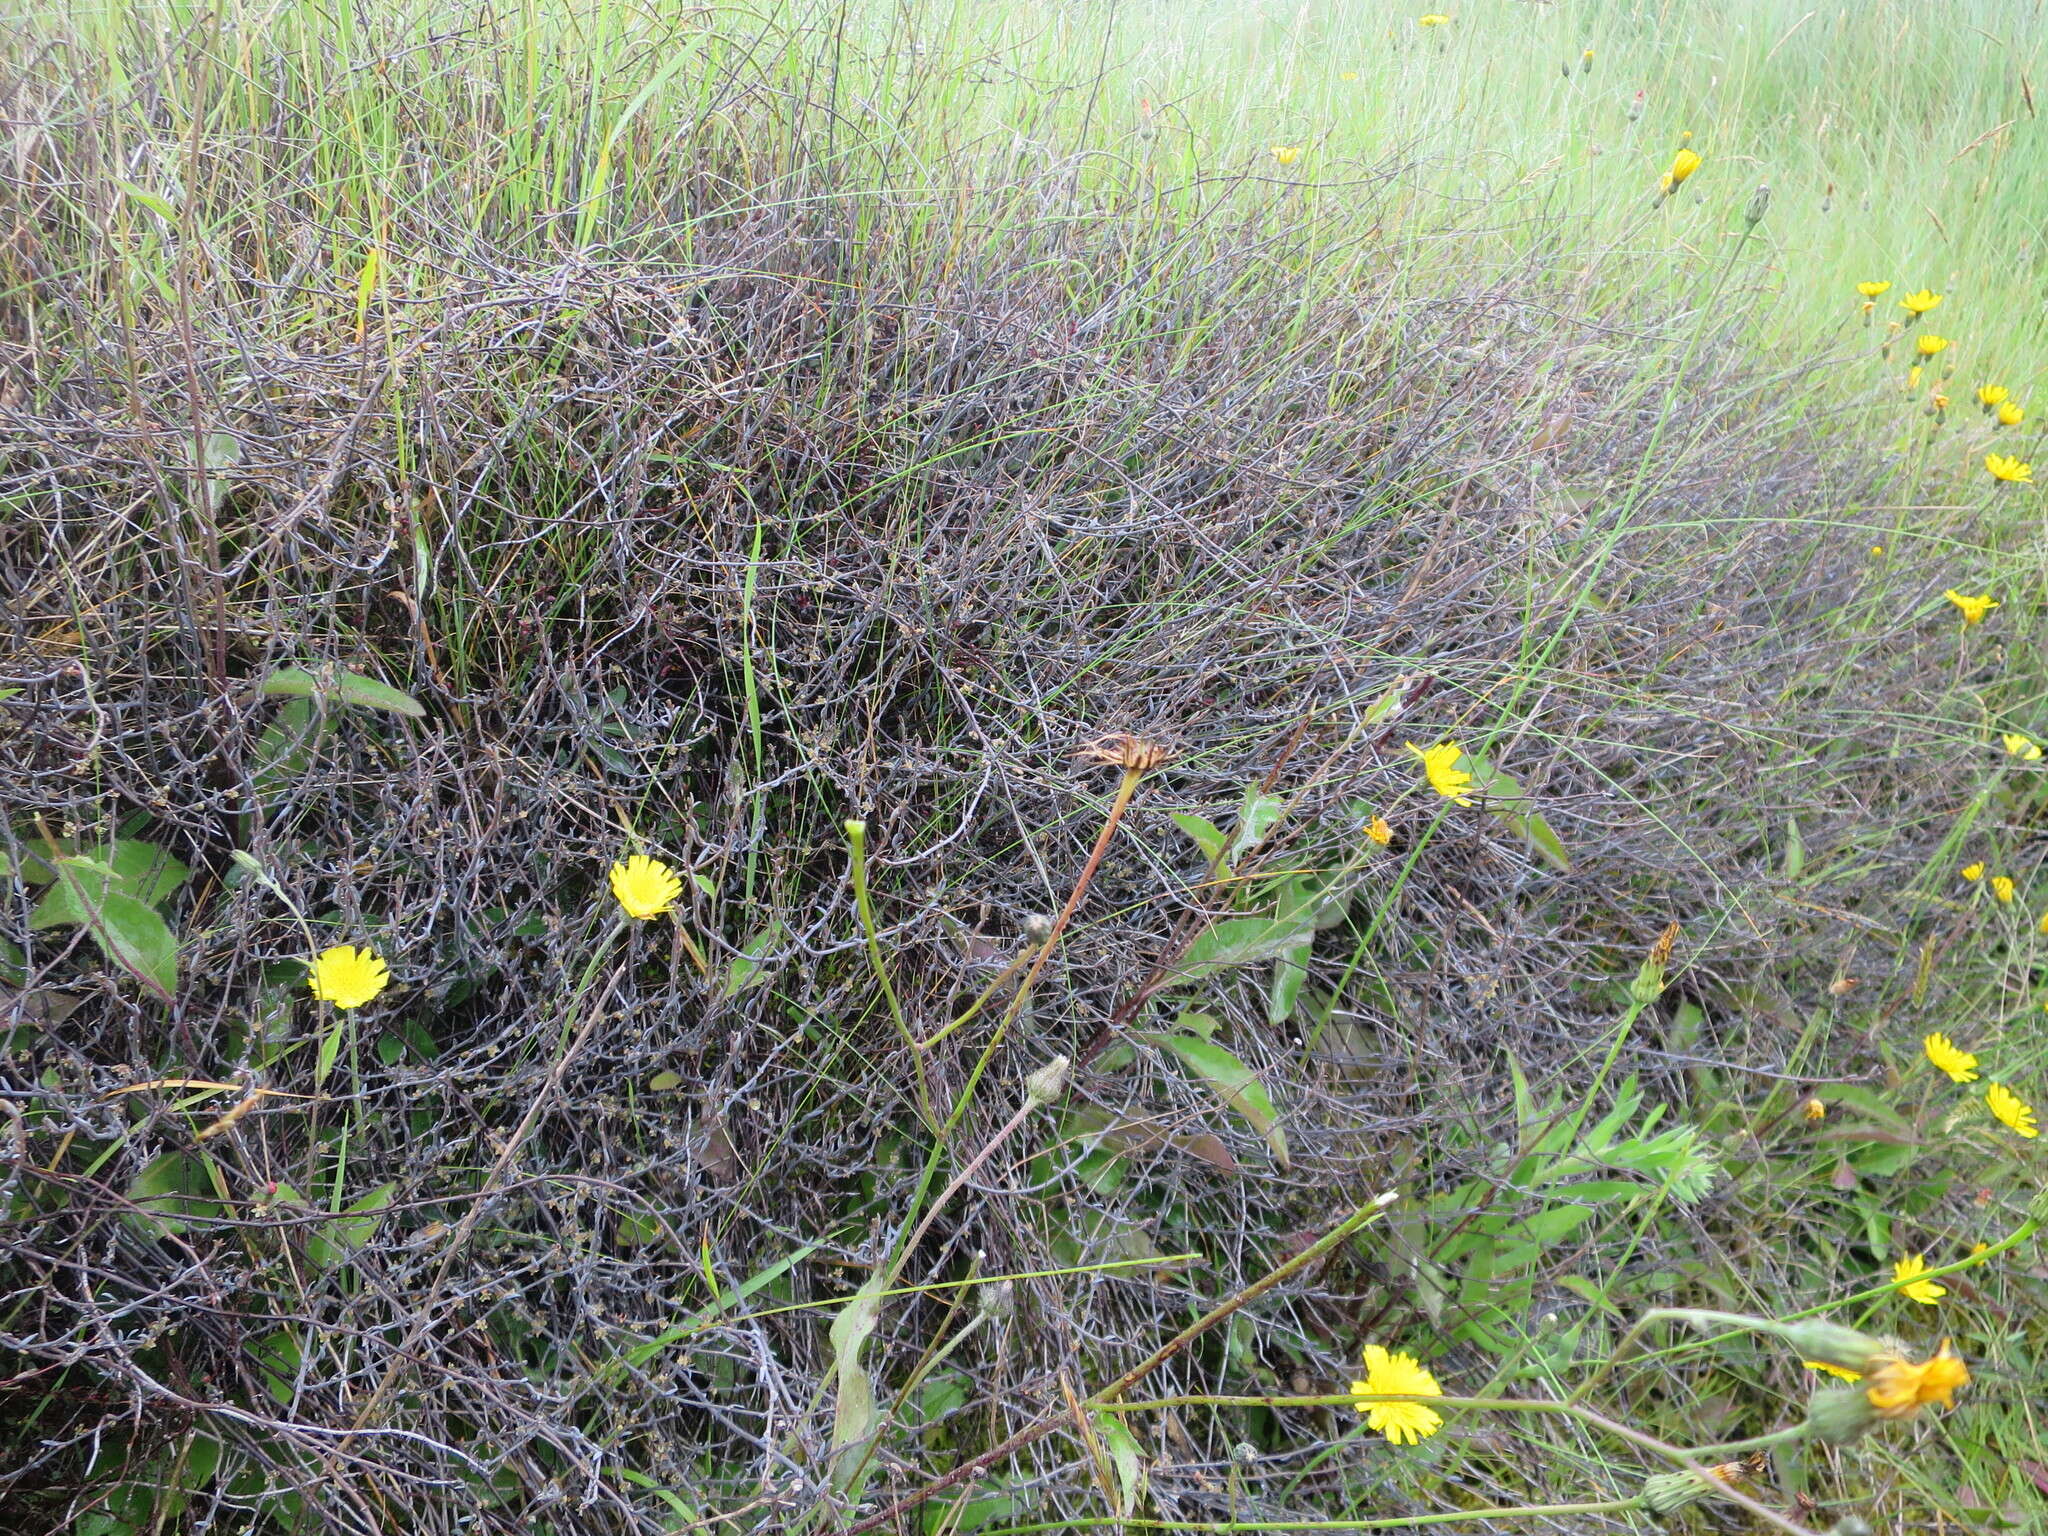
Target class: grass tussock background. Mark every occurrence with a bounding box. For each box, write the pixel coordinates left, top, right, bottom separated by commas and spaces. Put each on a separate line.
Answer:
2, 2, 2046, 1533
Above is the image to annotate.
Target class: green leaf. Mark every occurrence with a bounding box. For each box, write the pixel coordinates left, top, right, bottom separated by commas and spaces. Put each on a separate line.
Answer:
827, 1272, 887, 1495
251, 697, 327, 802
260, 666, 425, 718
723, 925, 782, 997
1096, 1412, 1144, 1518
37, 864, 178, 1000
125, 1152, 222, 1238
1265, 932, 1313, 1025
1140, 1032, 1288, 1167
1459, 749, 1571, 873
1169, 812, 1228, 866
1227, 789, 1287, 862
306, 1183, 395, 1269
648, 1070, 684, 1091
29, 841, 190, 924
1173, 914, 1315, 982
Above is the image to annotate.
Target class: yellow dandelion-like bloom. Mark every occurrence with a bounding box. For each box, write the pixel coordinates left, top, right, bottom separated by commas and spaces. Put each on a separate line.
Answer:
1864, 1339, 1968, 1419
1923, 1032, 1979, 1084
1804, 1359, 1862, 1382
1802, 1096, 1827, 1122
1855, 281, 1891, 298
1404, 741, 1475, 806
1916, 334, 1948, 357
1870, 544, 1885, 555
1366, 815, 1393, 846
307, 944, 390, 1010
1944, 589, 1998, 624
1906, 365, 1923, 390
1891, 1253, 1947, 1305
1351, 1344, 1444, 1445
1996, 400, 2024, 426
1985, 453, 2033, 484
1961, 863, 1984, 882
1660, 146, 1702, 192
1986, 1082, 2039, 1138
1341, 70, 1360, 80
2001, 733, 2043, 761
1271, 144, 1303, 166
1978, 384, 2009, 407
1992, 876, 2017, 904
1417, 13, 1451, 25
1899, 288, 1942, 316
609, 853, 683, 920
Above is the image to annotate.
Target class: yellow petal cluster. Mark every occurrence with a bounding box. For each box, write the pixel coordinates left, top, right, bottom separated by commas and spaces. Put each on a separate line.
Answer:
1899, 288, 1942, 316
307, 944, 391, 1010
1985, 453, 2033, 484
1922, 1032, 1978, 1084
1405, 741, 1475, 806
1864, 1339, 1968, 1419
609, 853, 684, 919
1351, 1344, 1444, 1445
1986, 1082, 2039, 1138
1891, 1253, 1946, 1304
1944, 589, 1997, 624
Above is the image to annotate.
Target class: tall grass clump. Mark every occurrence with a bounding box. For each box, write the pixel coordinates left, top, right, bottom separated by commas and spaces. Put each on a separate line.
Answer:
1, 2, 2043, 1534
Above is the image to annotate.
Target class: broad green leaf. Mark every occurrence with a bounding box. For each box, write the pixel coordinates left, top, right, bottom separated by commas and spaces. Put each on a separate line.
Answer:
648, 1070, 684, 1092
38, 864, 177, 1000
1173, 915, 1314, 982
827, 1272, 887, 1494
1265, 933, 1313, 1025
2, 841, 61, 884
116, 179, 178, 219
29, 841, 190, 924
723, 924, 782, 996
251, 697, 327, 801
1459, 749, 1571, 873
1169, 812, 1228, 866
306, 1183, 395, 1269
1140, 1032, 1288, 1167
125, 1152, 221, 1238
260, 666, 425, 719
1226, 790, 1286, 862
314, 1013, 348, 1086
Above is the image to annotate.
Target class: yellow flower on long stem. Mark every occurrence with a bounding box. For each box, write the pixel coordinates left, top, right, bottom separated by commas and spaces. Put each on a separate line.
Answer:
1404, 741, 1476, 805
1891, 1253, 1946, 1304
1985, 453, 2033, 484
1915, 334, 1948, 357
609, 853, 683, 919
1855, 280, 1891, 298
1351, 1344, 1444, 1444
1270, 144, 1303, 166
1899, 288, 1942, 316
1944, 589, 1998, 624
1996, 400, 2024, 426
1660, 146, 1702, 192
1977, 384, 2009, 407
2001, 733, 2043, 761
1961, 862, 1984, 881
307, 944, 391, 1010
1417, 13, 1451, 25
1986, 1082, 2039, 1138
1923, 1032, 1978, 1083
1864, 1339, 1967, 1418
1992, 875, 2016, 904
1906, 365, 1922, 390
1366, 815, 1393, 846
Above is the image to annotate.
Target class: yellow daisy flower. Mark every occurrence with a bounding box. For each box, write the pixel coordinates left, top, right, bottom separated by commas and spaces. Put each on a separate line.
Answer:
1366, 816, 1393, 846
1916, 334, 1948, 357
1961, 863, 1985, 881
1923, 1032, 1978, 1084
1977, 384, 2009, 407
1992, 876, 2016, 904
1899, 288, 1942, 316
1891, 1253, 1946, 1304
1864, 1339, 1967, 1418
1986, 1082, 2039, 1138
1801, 1096, 1827, 1121
1270, 144, 1303, 166
1404, 741, 1475, 805
1985, 453, 2033, 484
1660, 146, 1702, 192
1944, 590, 1998, 624
307, 944, 391, 1010
609, 853, 684, 920
1996, 400, 2024, 426
2001, 733, 2043, 761
1417, 13, 1451, 25
1351, 1344, 1444, 1445
1855, 281, 1891, 298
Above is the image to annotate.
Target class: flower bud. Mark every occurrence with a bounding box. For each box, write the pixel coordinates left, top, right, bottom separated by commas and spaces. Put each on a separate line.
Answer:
1024, 1054, 1071, 1108
1778, 1320, 1885, 1375
1640, 1471, 1713, 1517
1804, 1386, 1877, 1445
1744, 182, 1771, 228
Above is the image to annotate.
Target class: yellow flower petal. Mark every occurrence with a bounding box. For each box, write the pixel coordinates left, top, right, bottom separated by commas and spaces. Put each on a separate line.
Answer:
307, 944, 391, 1010
1944, 589, 1998, 624
1891, 1253, 1947, 1305
609, 853, 684, 920
1404, 741, 1476, 806
1986, 1082, 2039, 1138
1922, 1032, 1979, 1084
